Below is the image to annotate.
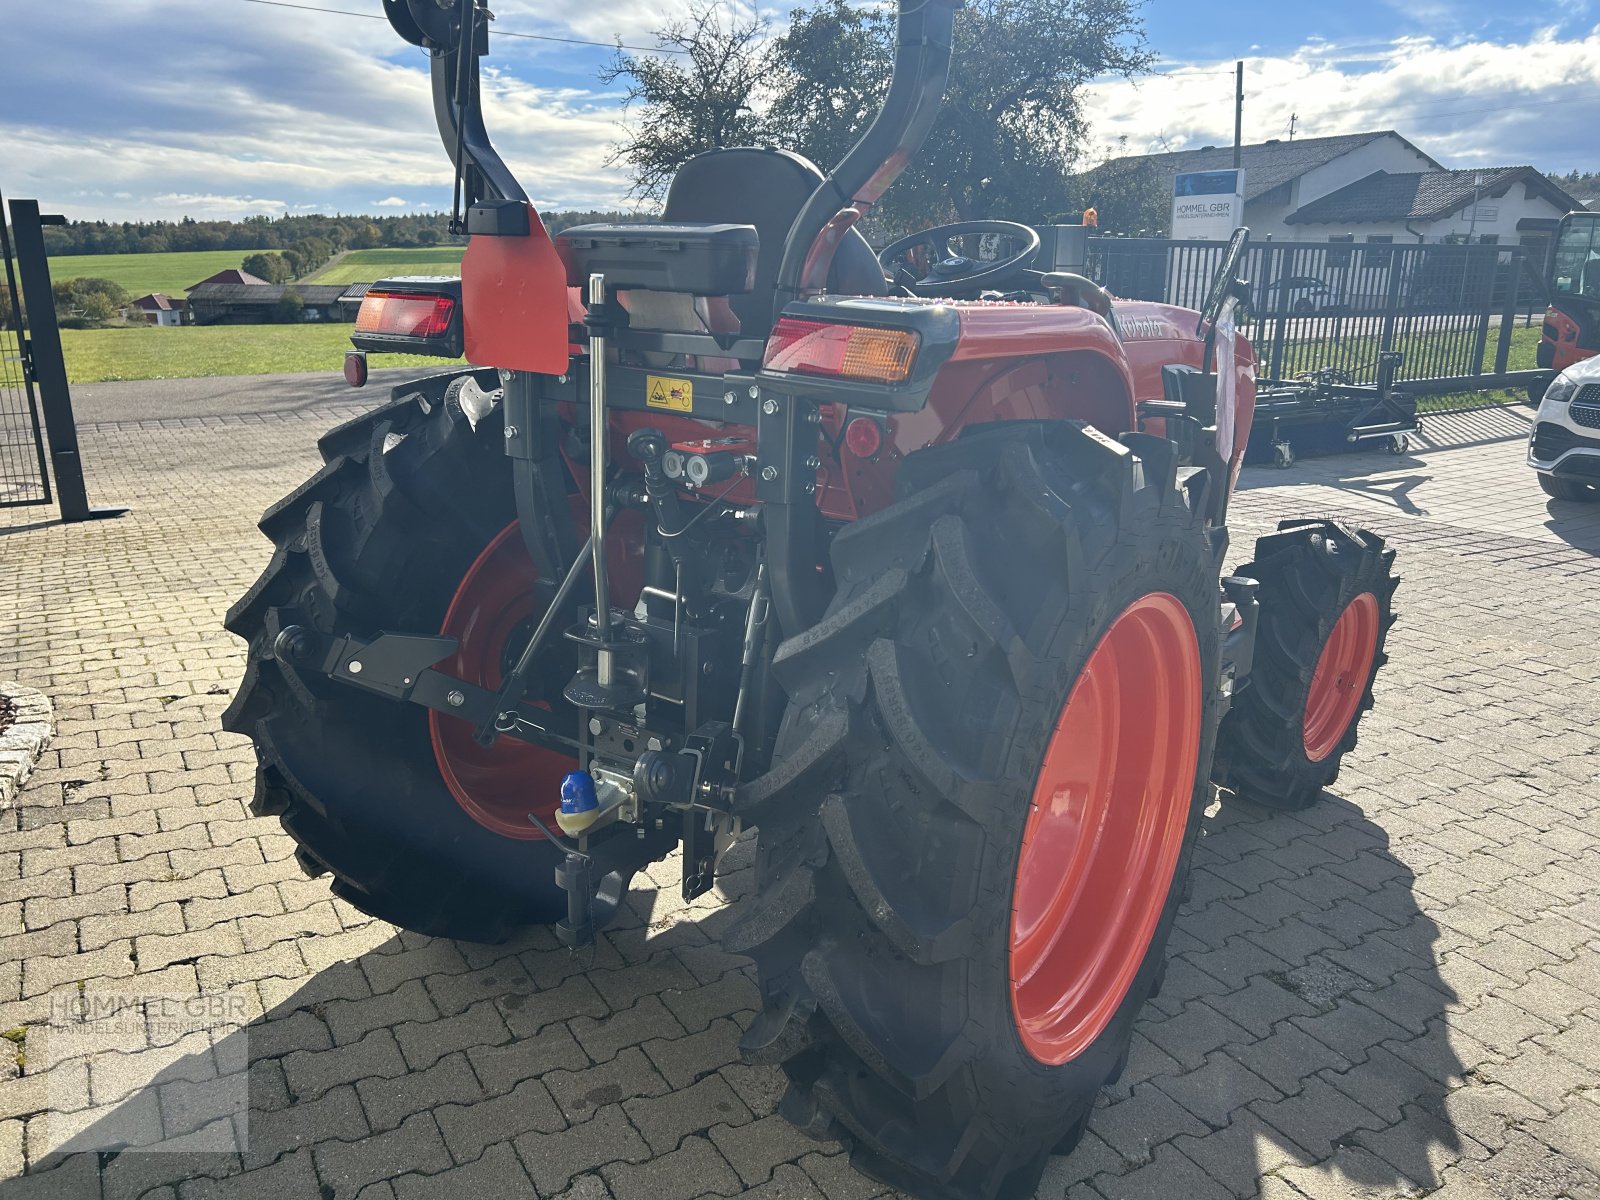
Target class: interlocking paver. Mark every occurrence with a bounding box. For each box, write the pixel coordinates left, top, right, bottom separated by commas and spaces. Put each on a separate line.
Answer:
601, 1133, 741, 1200
709, 1113, 836, 1187
390, 1140, 534, 1200
430, 1074, 562, 1162
356, 1050, 483, 1134
392, 1000, 510, 1072
642, 1016, 745, 1089
1155, 1054, 1282, 1129
1092, 1081, 1210, 1167
1250, 1076, 1387, 1159
466, 1020, 590, 1097
241, 1081, 369, 1169
514, 1103, 650, 1194
312, 1111, 451, 1198
281, 1028, 408, 1101
623, 1072, 752, 1154
545, 1046, 672, 1123
4, 393, 1599, 1200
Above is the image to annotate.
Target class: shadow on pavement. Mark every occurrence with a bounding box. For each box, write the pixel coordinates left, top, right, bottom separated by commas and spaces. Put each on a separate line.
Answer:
10, 798, 1466, 1200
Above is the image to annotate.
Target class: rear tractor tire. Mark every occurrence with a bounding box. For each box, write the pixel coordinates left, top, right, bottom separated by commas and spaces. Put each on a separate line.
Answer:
1214, 519, 1398, 811
727, 423, 1222, 1200
222, 385, 659, 942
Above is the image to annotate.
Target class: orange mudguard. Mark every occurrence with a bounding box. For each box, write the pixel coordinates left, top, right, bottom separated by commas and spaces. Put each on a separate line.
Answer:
461, 202, 571, 375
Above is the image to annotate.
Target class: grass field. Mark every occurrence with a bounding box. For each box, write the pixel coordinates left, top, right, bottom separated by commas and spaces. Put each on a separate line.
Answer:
58, 323, 463, 384
43, 249, 269, 297
310, 247, 466, 286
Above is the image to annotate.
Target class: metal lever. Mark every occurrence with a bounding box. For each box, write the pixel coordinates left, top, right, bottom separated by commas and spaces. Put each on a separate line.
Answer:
587, 272, 613, 687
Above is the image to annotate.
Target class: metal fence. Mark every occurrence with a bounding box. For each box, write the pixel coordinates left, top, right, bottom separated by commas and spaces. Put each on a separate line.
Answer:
1087, 236, 1532, 391
0, 189, 51, 508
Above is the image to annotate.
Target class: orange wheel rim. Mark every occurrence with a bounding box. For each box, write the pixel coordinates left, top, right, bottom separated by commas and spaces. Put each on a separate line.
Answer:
1009, 593, 1202, 1066
429, 523, 573, 840
1302, 592, 1379, 762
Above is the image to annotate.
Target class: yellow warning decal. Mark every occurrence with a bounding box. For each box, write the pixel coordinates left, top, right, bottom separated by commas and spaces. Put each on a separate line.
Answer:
646, 374, 693, 412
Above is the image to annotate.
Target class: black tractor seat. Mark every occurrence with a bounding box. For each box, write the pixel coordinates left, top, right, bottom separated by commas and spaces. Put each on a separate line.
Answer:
554, 148, 890, 341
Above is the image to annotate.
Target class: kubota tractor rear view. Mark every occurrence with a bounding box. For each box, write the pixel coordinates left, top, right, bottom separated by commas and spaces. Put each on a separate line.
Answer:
223, 1, 1399, 1194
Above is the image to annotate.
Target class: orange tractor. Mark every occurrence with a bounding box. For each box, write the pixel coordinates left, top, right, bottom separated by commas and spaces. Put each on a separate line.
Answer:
224, 1, 1398, 1193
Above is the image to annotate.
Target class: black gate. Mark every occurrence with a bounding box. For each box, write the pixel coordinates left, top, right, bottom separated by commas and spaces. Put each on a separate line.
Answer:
0, 189, 51, 508
1088, 236, 1527, 391
2, 192, 125, 522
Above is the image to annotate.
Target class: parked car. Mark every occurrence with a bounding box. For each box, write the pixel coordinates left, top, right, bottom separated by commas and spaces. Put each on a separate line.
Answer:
1528, 354, 1600, 501
1268, 275, 1338, 315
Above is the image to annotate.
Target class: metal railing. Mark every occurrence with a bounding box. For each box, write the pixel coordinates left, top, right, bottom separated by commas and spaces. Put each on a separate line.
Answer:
1088, 236, 1534, 392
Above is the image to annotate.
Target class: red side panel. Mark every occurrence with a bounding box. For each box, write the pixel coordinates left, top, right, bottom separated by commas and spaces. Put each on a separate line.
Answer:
462, 202, 571, 374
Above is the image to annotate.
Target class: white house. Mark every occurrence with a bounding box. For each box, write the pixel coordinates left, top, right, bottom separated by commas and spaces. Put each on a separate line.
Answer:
130, 293, 183, 326
1088, 132, 1587, 258
1282, 165, 1585, 249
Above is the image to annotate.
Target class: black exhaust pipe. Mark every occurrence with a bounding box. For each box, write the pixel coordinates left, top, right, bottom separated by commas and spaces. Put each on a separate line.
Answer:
771, 0, 961, 319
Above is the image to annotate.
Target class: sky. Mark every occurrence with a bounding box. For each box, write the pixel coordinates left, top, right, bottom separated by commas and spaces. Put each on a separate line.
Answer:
1, 0, 1597, 223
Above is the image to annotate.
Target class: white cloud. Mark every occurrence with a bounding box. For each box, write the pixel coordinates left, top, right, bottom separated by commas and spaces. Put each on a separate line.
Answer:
147, 193, 290, 217
1079, 31, 1600, 173
0, 0, 1594, 222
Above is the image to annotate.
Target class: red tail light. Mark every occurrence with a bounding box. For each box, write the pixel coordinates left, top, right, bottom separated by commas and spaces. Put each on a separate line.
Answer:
844, 416, 884, 459
764, 318, 919, 384
356, 291, 457, 339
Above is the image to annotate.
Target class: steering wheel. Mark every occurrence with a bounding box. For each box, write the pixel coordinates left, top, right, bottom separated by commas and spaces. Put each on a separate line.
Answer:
878, 221, 1041, 296
1197, 227, 1250, 335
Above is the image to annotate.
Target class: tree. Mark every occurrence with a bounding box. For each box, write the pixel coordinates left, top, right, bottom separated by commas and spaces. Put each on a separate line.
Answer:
840, 0, 1153, 226
609, 0, 1152, 233
49, 277, 128, 327
242, 252, 291, 283
273, 289, 306, 324
602, 4, 775, 203
1069, 142, 1169, 236
766, 0, 892, 178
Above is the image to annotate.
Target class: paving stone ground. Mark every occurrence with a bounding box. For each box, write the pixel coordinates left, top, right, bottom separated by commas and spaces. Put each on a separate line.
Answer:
1, 385, 1598, 1200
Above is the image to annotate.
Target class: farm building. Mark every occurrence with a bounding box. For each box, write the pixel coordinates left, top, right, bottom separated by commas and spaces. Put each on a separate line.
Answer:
185, 282, 361, 325
336, 282, 372, 321
129, 293, 184, 326
188, 268, 271, 289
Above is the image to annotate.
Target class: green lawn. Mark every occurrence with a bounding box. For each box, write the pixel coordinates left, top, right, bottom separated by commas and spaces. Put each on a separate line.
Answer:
59, 323, 464, 384
311, 247, 466, 286
44, 249, 268, 297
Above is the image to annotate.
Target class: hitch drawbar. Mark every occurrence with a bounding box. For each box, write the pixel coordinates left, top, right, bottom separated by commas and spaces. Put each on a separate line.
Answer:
272, 626, 571, 752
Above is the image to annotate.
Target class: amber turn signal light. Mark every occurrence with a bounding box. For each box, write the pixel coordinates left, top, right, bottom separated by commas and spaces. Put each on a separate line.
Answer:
764, 318, 919, 384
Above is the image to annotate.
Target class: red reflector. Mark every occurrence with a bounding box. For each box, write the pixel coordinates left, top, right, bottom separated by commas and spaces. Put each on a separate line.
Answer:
356, 291, 456, 338
343, 350, 368, 388
764, 318, 919, 383
844, 416, 883, 459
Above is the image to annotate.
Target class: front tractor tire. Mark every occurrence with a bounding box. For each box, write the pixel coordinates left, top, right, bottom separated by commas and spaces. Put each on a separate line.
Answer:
222, 386, 643, 942
728, 424, 1222, 1200
1214, 520, 1398, 811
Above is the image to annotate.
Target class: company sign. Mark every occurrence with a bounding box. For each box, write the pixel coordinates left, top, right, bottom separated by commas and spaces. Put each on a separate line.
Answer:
1172, 169, 1244, 241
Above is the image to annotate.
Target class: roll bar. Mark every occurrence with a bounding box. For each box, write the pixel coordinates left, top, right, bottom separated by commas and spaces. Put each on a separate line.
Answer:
384, 0, 527, 213
772, 0, 961, 317
386, 0, 958, 305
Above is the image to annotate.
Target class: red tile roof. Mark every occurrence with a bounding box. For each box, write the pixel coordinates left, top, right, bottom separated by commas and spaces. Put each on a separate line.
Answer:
186, 269, 270, 291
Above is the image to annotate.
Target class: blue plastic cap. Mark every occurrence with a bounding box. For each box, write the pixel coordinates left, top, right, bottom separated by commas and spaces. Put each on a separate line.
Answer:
559, 771, 599, 815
